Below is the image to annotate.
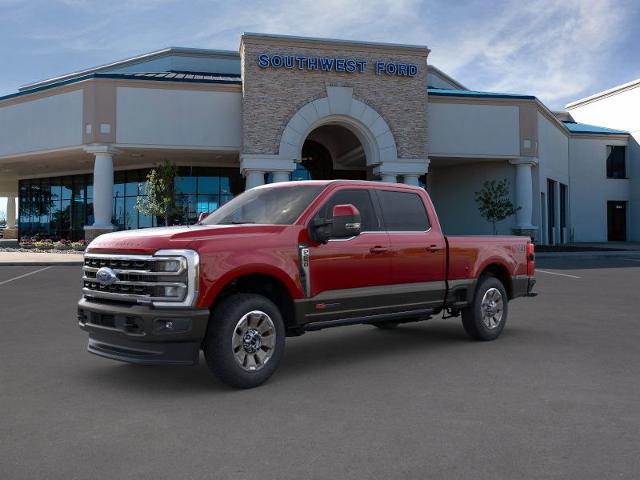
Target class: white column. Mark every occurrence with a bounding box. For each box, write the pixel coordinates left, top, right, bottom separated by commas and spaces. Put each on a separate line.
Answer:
381, 174, 397, 183
374, 159, 429, 186
240, 154, 295, 191
271, 171, 290, 183
509, 158, 537, 229
244, 170, 265, 190
84, 146, 118, 232
6, 196, 16, 229
403, 174, 420, 187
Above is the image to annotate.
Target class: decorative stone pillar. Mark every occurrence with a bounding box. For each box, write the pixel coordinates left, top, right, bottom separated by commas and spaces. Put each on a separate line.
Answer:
509, 157, 538, 238
244, 170, 265, 189
271, 171, 290, 183
84, 145, 118, 241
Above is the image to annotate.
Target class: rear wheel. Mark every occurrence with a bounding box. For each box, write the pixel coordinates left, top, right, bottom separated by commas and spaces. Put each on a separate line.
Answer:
461, 276, 508, 341
203, 293, 285, 388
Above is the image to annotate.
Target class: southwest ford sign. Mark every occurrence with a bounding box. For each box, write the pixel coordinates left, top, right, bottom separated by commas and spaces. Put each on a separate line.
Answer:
257, 54, 418, 77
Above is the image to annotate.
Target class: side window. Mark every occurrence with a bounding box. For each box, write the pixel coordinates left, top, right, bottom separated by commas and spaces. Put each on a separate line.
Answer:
606, 145, 626, 179
377, 190, 430, 231
315, 189, 380, 231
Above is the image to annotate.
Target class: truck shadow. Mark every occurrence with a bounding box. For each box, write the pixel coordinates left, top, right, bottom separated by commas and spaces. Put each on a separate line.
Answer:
81, 320, 530, 392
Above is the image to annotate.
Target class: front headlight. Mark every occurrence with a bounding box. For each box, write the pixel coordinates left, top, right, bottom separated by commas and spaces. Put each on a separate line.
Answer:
155, 258, 184, 273
153, 249, 200, 308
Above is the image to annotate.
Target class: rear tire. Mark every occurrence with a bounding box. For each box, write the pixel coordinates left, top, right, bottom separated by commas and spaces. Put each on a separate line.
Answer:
203, 293, 285, 389
461, 276, 508, 341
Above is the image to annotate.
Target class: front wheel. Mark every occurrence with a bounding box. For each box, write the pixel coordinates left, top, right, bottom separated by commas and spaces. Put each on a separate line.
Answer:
203, 293, 285, 388
461, 276, 508, 341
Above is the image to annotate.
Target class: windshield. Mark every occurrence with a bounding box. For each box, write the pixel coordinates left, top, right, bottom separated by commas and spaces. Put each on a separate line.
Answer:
201, 184, 325, 225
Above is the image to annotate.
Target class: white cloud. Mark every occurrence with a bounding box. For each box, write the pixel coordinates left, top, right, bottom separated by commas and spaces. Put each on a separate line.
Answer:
4, 0, 634, 109
425, 0, 631, 108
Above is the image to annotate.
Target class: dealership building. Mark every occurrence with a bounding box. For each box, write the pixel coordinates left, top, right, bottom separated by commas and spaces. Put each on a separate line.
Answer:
0, 33, 637, 243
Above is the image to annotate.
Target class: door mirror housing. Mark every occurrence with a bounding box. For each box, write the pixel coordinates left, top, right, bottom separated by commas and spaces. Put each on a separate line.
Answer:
308, 204, 362, 244
197, 212, 209, 224
331, 204, 361, 239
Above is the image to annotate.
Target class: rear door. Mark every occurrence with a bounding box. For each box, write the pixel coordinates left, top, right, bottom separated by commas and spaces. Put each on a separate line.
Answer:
375, 189, 447, 309
305, 188, 392, 320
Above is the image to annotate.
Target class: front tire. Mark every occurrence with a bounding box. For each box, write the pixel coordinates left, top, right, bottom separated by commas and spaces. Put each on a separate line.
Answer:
461, 276, 508, 341
203, 294, 285, 389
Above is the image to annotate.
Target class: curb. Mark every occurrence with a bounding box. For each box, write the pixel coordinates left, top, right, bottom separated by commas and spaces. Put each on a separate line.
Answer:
0, 262, 83, 266
537, 251, 640, 258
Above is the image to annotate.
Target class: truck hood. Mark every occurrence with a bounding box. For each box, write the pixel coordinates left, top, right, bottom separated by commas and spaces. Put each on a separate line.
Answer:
86, 224, 288, 254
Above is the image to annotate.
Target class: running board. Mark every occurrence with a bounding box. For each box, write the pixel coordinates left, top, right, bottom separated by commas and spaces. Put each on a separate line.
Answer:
303, 309, 433, 332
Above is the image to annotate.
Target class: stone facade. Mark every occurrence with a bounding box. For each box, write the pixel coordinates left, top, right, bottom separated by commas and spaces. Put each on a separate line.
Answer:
240, 34, 429, 162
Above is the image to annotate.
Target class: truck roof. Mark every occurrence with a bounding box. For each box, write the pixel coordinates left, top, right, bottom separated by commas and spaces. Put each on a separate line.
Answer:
256, 179, 424, 191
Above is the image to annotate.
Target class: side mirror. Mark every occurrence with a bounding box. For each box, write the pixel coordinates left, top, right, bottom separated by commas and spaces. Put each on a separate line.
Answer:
331, 204, 361, 238
197, 212, 209, 224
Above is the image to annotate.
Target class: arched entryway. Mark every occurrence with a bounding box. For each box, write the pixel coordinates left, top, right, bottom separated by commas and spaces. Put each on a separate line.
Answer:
300, 124, 368, 180
241, 86, 428, 189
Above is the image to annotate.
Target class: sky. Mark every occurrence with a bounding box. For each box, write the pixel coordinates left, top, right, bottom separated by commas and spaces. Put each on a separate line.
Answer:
1, 0, 640, 214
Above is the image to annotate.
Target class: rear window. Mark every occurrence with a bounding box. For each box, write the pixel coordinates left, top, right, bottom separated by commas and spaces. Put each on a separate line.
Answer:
377, 190, 430, 231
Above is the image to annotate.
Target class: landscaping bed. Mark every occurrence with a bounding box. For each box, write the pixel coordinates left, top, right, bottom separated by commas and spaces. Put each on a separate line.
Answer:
0, 238, 87, 254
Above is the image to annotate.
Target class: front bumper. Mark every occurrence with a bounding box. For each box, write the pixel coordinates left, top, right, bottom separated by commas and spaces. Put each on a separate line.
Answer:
78, 298, 210, 365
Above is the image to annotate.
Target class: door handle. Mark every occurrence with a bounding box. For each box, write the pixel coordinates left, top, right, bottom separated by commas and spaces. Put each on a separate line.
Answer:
426, 244, 442, 252
369, 246, 388, 254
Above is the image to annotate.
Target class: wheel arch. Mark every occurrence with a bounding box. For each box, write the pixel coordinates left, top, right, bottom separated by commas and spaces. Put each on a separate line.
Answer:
203, 268, 298, 331
477, 262, 513, 299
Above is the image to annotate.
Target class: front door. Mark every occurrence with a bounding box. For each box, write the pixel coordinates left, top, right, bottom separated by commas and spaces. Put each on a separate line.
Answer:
607, 201, 627, 241
375, 189, 447, 309
306, 188, 392, 321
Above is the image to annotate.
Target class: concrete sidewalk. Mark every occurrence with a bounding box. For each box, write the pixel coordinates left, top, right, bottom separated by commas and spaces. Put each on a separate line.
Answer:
536, 250, 640, 258
0, 251, 84, 266
536, 242, 640, 258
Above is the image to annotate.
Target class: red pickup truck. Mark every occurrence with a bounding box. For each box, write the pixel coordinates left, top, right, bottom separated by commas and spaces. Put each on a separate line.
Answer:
78, 180, 536, 388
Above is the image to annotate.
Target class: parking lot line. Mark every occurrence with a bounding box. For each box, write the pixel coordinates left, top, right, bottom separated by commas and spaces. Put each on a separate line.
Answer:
0, 266, 52, 286
536, 269, 581, 279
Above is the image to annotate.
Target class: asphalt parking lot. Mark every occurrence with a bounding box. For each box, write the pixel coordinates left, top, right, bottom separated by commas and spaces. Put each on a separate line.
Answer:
1, 257, 639, 479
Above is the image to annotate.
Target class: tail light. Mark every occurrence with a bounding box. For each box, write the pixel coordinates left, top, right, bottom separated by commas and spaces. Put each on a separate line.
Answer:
526, 242, 535, 277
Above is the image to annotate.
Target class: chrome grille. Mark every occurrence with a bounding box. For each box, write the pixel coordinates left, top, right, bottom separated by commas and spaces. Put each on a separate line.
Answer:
82, 251, 199, 307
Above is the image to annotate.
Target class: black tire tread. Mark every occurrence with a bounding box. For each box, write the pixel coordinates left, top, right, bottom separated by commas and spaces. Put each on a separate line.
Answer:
203, 293, 285, 389
461, 275, 508, 341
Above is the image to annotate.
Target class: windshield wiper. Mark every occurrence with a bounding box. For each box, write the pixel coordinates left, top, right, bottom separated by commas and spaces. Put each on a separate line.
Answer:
221, 220, 256, 224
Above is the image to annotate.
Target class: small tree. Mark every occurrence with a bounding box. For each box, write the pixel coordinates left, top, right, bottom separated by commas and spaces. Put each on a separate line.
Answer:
474, 179, 519, 234
136, 160, 178, 226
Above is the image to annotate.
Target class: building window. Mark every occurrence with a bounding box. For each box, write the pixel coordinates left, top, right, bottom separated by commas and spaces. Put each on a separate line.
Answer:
18, 166, 243, 240
606, 146, 626, 179
560, 183, 568, 243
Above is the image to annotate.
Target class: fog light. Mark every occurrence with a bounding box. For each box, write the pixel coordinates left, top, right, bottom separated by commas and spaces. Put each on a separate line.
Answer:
156, 285, 184, 299
154, 317, 191, 334
164, 286, 180, 297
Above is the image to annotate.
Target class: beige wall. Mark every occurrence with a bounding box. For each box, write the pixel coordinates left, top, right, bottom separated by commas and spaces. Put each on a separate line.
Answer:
0, 90, 83, 157
427, 102, 520, 157
116, 86, 242, 148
